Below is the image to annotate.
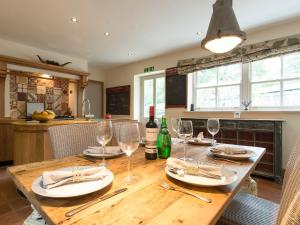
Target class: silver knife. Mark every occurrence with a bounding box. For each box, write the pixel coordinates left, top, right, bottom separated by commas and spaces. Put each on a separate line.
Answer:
65, 188, 128, 217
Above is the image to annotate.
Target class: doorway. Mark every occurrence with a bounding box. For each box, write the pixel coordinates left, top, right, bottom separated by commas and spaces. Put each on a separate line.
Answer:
85, 80, 104, 118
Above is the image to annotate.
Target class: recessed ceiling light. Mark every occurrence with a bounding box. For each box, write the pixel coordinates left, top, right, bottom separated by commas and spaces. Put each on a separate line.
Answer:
104, 32, 110, 36
196, 31, 203, 36
71, 17, 78, 23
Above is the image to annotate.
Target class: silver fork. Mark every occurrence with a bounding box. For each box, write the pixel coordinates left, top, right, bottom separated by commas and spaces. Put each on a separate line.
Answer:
159, 179, 212, 203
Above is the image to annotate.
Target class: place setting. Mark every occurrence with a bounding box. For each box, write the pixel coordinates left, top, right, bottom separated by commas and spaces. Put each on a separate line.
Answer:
162, 118, 239, 203
31, 121, 141, 201
187, 118, 220, 146
209, 144, 256, 161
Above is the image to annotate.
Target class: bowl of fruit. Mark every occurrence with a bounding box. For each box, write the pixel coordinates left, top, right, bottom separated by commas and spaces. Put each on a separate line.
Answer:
32, 110, 56, 123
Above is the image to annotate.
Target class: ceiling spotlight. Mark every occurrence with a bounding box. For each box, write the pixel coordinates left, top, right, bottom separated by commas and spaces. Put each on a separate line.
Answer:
104, 32, 110, 36
71, 17, 78, 23
196, 31, 203, 36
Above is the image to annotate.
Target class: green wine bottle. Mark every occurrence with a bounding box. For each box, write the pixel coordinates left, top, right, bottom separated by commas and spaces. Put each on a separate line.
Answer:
157, 116, 171, 159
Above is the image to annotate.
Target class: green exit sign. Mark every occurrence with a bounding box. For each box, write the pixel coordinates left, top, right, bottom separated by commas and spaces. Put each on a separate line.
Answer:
144, 66, 154, 73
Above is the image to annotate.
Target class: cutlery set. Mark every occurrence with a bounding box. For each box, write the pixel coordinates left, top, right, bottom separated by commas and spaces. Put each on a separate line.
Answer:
159, 179, 212, 203
65, 188, 128, 217
168, 167, 222, 180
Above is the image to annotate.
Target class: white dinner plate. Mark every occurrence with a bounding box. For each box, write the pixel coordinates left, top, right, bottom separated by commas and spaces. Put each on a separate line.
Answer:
210, 148, 255, 160
31, 166, 114, 198
165, 166, 238, 187
83, 146, 124, 158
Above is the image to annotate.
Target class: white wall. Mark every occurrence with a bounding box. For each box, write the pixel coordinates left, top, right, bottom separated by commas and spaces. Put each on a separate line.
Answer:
88, 64, 106, 82
104, 19, 300, 168
0, 38, 88, 71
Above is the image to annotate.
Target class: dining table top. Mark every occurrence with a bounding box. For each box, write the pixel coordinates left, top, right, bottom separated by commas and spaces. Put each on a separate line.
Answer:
7, 144, 265, 225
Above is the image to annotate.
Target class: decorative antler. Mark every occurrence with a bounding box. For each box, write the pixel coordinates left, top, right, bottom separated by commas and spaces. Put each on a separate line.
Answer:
36, 55, 72, 67
59, 62, 72, 66
37, 55, 45, 63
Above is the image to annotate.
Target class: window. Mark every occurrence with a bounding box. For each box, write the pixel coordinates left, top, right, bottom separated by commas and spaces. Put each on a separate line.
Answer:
191, 52, 300, 110
193, 63, 242, 109
251, 52, 300, 108
141, 73, 165, 120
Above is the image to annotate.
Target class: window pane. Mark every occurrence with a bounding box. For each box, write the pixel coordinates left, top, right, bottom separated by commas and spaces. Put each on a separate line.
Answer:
251, 57, 281, 82
143, 79, 153, 117
196, 68, 217, 87
283, 52, 300, 79
283, 80, 300, 106
218, 64, 241, 85
252, 82, 280, 107
196, 88, 216, 108
155, 77, 165, 118
217, 85, 240, 107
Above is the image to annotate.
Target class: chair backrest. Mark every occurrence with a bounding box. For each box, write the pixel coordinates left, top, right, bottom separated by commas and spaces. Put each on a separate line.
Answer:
282, 137, 300, 189
277, 156, 300, 224
48, 123, 99, 159
279, 190, 300, 225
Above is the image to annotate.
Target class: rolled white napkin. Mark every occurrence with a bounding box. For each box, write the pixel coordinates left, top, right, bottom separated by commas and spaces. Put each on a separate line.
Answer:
211, 145, 247, 155
86, 146, 121, 154
42, 166, 108, 189
166, 157, 222, 179
197, 132, 204, 140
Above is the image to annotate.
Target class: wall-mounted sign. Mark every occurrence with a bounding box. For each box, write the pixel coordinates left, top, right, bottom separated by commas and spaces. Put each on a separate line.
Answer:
144, 66, 154, 73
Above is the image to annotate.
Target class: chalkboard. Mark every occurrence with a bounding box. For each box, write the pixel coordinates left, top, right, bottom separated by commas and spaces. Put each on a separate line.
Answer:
106, 85, 130, 115
165, 67, 187, 108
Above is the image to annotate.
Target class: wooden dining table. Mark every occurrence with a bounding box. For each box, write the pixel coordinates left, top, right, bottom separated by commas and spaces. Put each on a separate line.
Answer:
7, 144, 265, 225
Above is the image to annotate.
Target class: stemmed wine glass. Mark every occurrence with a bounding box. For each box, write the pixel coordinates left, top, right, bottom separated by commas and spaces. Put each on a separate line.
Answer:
96, 120, 113, 166
207, 119, 220, 146
171, 118, 180, 137
178, 120, 193, 161
119, 123, 140, 184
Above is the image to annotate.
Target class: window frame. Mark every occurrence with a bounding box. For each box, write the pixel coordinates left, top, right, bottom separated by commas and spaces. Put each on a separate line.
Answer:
191, 52, 300, 111
192, 63, 243, 110
140, 72, 166, 121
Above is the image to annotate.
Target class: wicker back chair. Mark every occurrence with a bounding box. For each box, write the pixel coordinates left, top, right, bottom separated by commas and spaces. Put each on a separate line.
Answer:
277, 156, 300, 224
217, 138, 300, 225
282, 137, 300, 189
48, 123, 99, 159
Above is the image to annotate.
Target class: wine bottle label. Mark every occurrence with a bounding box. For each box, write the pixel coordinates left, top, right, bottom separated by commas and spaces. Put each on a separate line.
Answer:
145, 128, 158, 150
145, 148, 157, 154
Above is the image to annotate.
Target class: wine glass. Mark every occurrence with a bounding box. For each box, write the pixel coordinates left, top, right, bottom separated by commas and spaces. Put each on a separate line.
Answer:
96, 120, 113, 166
207, 119, 220, 146
178, 120, 193, 161
171, 118, 180, 137
119, 123, 140, 184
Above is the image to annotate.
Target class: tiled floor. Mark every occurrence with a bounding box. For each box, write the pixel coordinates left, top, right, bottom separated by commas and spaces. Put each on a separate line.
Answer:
0, 167, 282, 225
0, 167, 32, 225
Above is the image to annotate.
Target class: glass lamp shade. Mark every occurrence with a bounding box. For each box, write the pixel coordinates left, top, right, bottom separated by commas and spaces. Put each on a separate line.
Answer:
201, 0, 246, 54
204, 36, 242, 54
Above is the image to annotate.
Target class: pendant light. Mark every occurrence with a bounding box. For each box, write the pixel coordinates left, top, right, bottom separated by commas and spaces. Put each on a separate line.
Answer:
201, 0, 246, 54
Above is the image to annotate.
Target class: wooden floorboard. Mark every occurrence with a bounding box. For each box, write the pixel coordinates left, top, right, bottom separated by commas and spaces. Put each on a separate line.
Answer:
0, 166, 283, 224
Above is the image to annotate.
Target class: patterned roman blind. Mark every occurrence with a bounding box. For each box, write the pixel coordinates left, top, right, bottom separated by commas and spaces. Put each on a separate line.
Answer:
177, 33, 300, 75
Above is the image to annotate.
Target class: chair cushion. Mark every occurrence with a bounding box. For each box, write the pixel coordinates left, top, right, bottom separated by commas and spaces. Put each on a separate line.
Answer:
217, 193, 279, 225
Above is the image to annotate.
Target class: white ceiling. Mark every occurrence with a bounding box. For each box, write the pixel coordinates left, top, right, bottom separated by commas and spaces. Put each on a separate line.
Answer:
1, 0, 300, 69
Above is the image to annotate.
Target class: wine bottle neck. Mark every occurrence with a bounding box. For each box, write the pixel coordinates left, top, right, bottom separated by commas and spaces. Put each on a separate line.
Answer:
161, 118, 167, 128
